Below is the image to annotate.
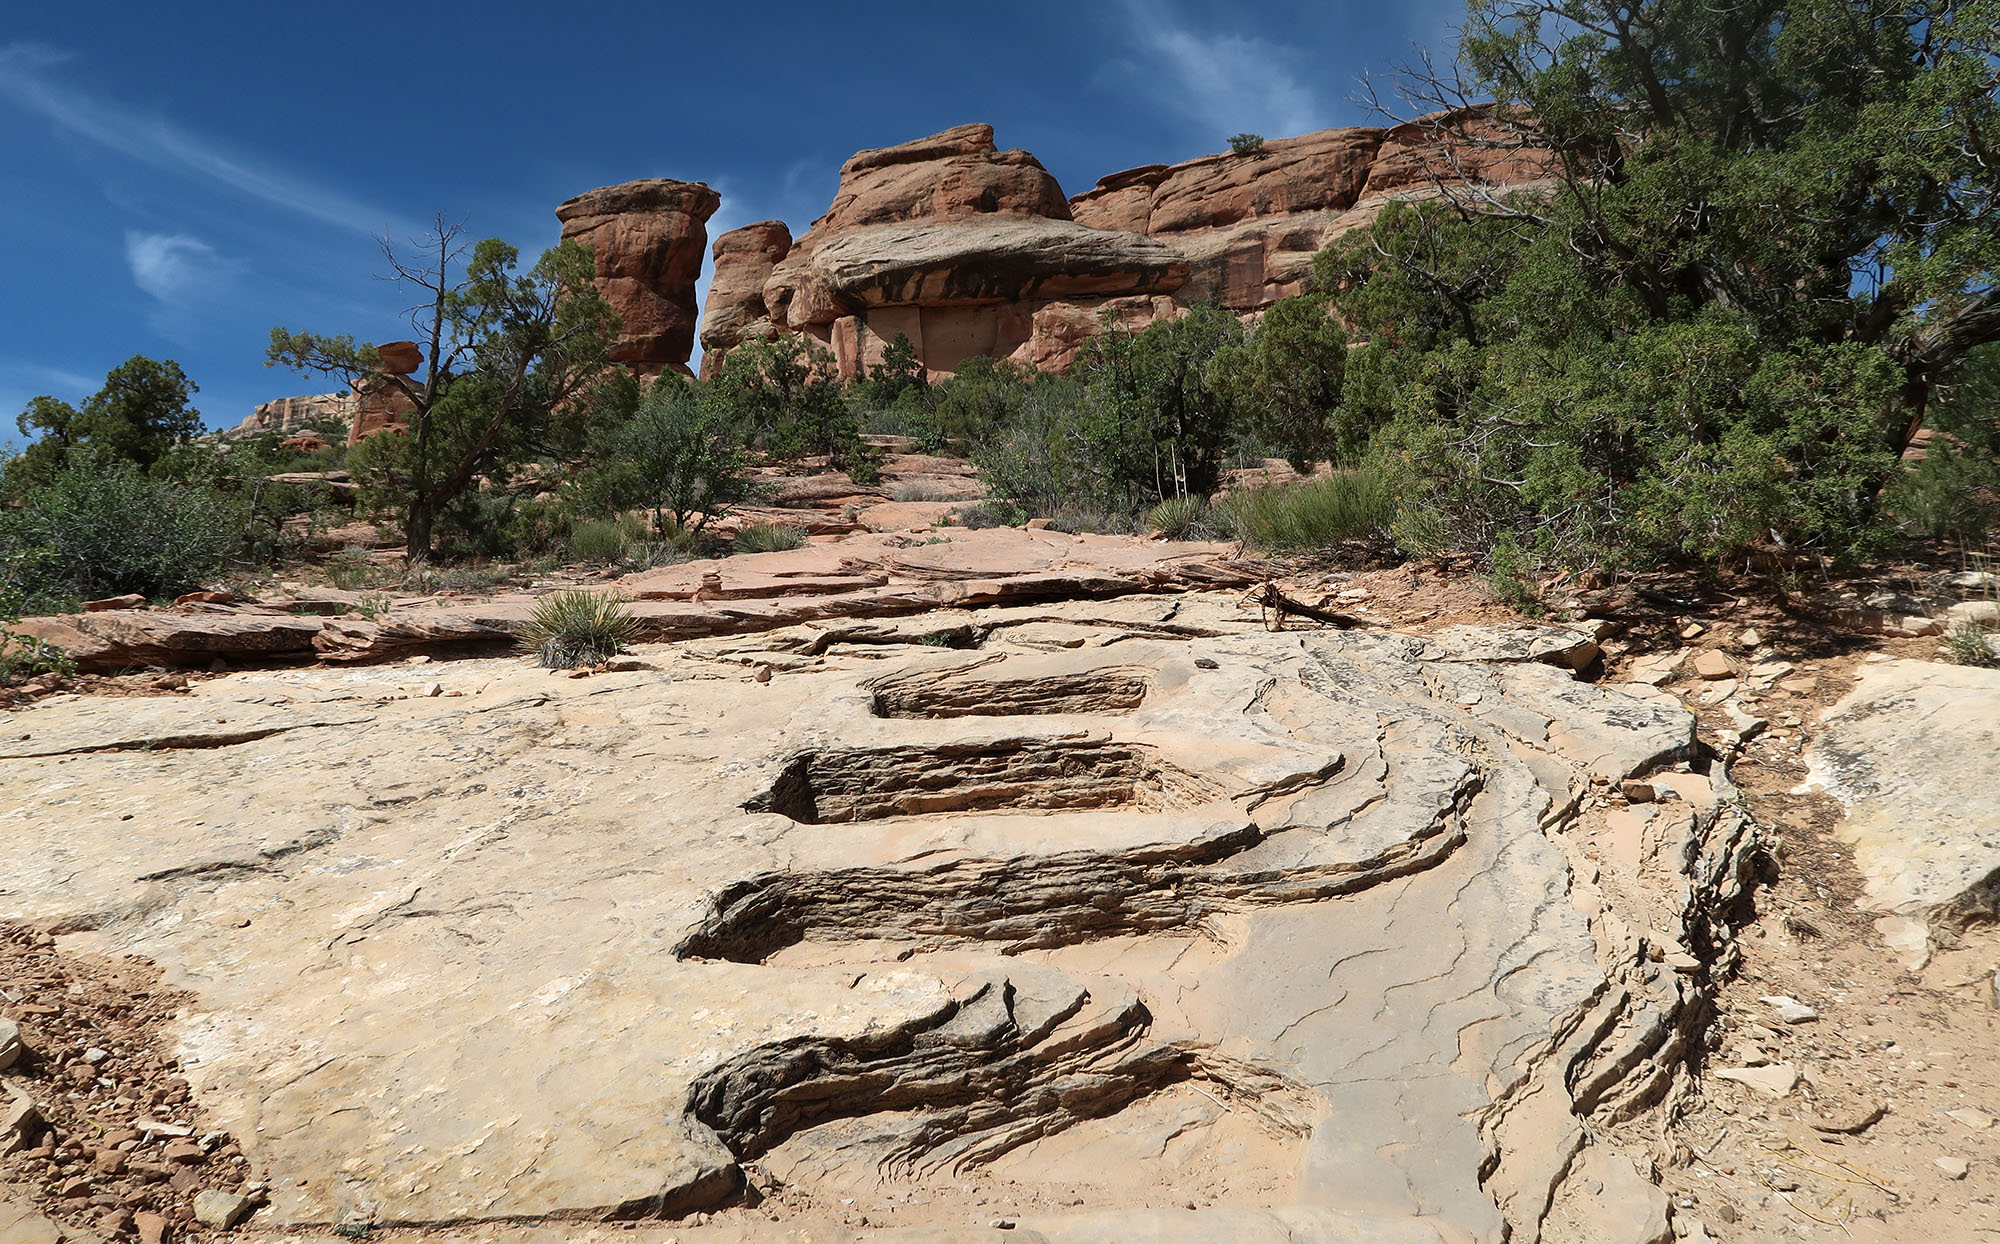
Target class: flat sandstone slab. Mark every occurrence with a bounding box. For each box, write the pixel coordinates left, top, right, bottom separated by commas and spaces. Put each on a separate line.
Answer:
0, 603, 1738, 1244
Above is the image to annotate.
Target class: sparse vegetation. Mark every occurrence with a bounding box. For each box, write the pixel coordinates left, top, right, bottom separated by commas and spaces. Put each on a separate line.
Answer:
1226, 133, 1266, 157
520, 590, 639, 669
732, 522, 808, 554
0, 627, 76, 686
1942, 618, 1999, 667
1214, 470, 1393, 551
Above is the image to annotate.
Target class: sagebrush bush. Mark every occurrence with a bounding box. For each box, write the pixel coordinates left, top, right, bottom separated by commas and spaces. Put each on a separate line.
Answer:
732, 522, 807, 553
520, 590, 639, 669
1214, 470, 1392, 551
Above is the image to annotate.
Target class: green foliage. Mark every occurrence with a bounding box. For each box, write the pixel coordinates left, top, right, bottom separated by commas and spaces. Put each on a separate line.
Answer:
1210, 295, 1351, 468
1482, 531, 1545, 616
1886, 344, 2000, 543
8, 356, 201, 489
565, 514, 649, 565
573, 377, 747, 539
710, 336, 878, 482
0, 628, 76, 686
1227, 133, 1267, 157
857, 332, 929, 408
1316, 0, 2000, 567
1146, 495, 1210, 540
520, 590, 638, 669
269, 221, 620, 560
1215, 470, 1394, 551
732, 521, 808, 553
931, 354, 1039, 442
0, 454, 243, 613
1078, 303, 1246, 501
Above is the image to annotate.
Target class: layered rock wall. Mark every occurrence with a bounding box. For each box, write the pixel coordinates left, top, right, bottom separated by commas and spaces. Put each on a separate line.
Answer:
694, 113, 1547, 379
233, 393, 354, 437
701, 124, 1188, 377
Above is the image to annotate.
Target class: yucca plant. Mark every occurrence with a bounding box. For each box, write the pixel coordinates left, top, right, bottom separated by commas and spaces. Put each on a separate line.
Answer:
520, 590, 639, 669
732, 522, 808, 553
1146, 495, 1209, 540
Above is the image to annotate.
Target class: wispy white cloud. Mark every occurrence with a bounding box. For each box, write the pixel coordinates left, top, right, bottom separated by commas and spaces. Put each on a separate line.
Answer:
0, 41, 403, 237
124, 231, 222, 303
1111, 1, 1326, 143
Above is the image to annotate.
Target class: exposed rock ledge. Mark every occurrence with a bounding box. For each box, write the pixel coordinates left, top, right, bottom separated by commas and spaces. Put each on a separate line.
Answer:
0, 594, 1760, 1243
9, 529, 1257, 671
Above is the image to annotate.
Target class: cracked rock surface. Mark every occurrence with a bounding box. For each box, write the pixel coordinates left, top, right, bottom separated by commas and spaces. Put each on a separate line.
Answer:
0, 595, 1757, 1242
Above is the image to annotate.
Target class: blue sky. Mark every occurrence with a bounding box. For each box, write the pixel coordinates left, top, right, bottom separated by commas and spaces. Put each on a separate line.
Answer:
1, 0, 1463, 433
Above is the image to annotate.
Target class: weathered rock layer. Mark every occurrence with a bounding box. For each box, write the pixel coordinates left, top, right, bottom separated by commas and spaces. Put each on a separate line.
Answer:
0, 595, 1758, 1243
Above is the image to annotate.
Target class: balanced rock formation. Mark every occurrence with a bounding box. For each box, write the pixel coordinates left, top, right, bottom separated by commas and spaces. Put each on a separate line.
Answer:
703, 124, 1188, 377
557, 178, 722, 375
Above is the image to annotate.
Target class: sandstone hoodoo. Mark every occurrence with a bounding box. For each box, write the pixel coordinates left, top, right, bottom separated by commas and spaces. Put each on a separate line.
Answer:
697, 219, 793, 374
556, 177, 722, 376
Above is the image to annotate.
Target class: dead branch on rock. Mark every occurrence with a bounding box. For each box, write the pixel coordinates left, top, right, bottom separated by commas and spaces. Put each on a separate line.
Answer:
1242, 582, 1366, 632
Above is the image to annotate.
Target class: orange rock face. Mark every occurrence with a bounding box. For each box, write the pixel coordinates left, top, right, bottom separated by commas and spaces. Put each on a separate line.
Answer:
698, 124, 1186, 379
699, 221, 793, 377
374, 341, 424, 375
678, 113, 1548, 381
557, 178, 722, 375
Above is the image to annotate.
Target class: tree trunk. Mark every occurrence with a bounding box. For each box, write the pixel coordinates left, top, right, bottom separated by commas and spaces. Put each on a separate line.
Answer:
406, 499, 436, 563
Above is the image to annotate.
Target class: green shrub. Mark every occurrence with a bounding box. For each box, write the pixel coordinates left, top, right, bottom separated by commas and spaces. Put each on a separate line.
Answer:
1146, 495, 1209, 540
1214, 470, 1393, 551
0, 628, 76, 686
1227, 132, 1267, 157
0, 455, 243, 613
567, 514, 649, 565
520, 590, 639, 669
954, 499, 1025, 529
1942, 617, 1999, 667
732, 522, 808, 553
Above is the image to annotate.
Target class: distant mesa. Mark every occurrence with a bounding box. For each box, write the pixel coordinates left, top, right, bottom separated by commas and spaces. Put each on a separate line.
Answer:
248, 113, 1546, 437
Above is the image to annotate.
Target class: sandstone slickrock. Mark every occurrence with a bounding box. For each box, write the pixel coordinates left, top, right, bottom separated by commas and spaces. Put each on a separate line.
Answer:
0, 594, 1758, 1243
1805, 658, 2000, 956
557, 178, 722, 375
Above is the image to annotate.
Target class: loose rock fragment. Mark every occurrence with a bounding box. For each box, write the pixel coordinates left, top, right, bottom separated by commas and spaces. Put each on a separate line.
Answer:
1759, 995, 1818, 1023
1714, 1064, 1801, 1097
